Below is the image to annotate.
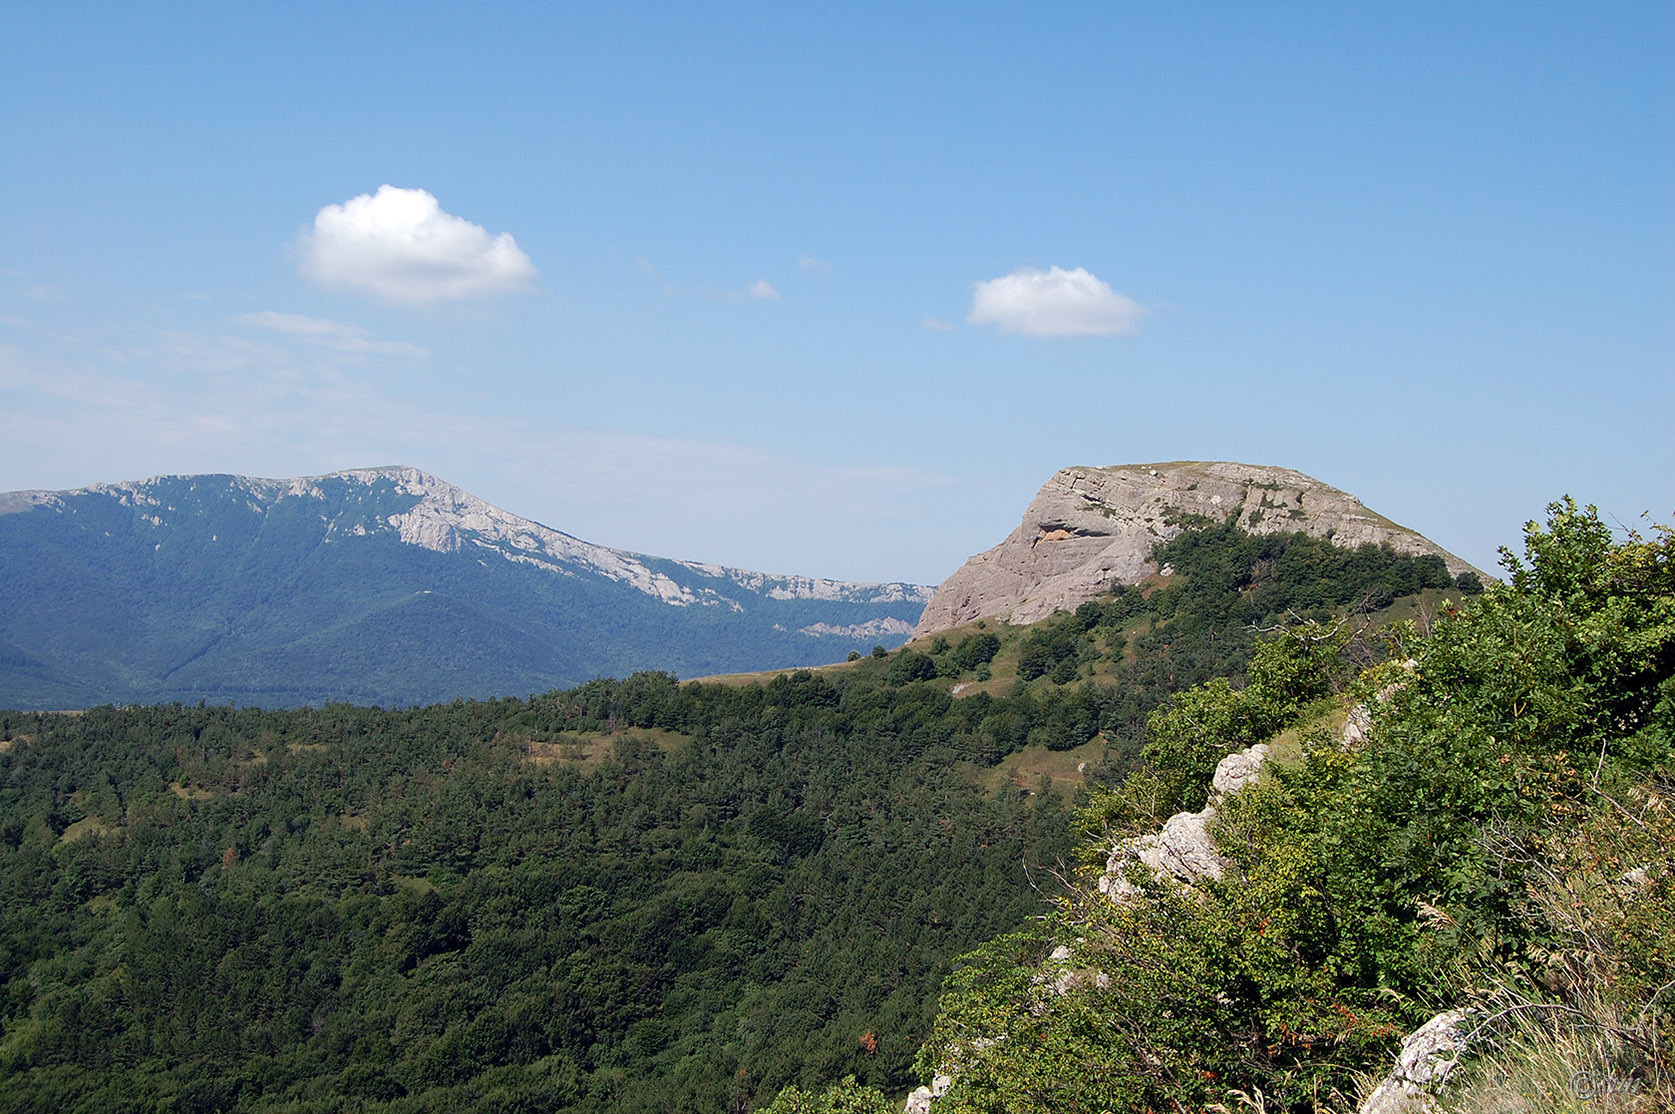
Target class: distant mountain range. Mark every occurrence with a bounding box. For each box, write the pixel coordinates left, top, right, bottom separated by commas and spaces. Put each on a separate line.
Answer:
0, 467, 932, 709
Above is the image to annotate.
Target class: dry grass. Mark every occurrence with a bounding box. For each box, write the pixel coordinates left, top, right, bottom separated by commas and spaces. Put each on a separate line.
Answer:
1440, 1006, 1669, 1114
975, 736, 1108, 798
524, 727, 690, 771
58, 815, 116, 843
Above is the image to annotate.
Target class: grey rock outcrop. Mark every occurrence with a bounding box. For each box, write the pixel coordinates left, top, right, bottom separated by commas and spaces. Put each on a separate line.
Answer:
1212, 742, 1270, 795
1358, 1009, 1475, 1114
917, 462, 1480, 635
1099, 743, 1270, 898
904, 1074, 952, 1113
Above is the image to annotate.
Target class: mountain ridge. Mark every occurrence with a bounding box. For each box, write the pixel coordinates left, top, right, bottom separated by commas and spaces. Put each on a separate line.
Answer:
0, 466, 931, 709
0, 464, 927, 607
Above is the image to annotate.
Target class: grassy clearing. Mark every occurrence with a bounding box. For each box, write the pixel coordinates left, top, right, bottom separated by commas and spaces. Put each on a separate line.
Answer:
58, 816, 116, 843
1260, 697, 1348, 769
168, 781, 215, 801
524, 726, 691, 771
975, 736, 1108, 798
1373, 586, 1471, 637
687, 655, 865, 686
391, 874, 436, 895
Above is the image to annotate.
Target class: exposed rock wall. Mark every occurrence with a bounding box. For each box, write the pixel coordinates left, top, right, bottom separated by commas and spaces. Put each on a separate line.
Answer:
917, 461, 1481, 635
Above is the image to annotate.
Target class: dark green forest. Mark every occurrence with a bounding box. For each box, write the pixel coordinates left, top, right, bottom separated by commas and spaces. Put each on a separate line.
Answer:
0, 525, 1476, 1112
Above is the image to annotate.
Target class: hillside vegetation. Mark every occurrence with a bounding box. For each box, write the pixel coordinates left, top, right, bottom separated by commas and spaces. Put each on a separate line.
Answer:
900, 501, 1672, 1114
0, 521, 1498, 1112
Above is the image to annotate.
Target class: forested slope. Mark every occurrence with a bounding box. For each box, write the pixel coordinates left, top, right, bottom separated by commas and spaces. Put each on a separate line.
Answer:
0, 521, 1480, 1112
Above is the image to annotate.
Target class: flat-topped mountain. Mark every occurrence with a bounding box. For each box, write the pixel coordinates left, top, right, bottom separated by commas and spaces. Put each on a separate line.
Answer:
0, 467, 931, 709
917, 461, 1483, 634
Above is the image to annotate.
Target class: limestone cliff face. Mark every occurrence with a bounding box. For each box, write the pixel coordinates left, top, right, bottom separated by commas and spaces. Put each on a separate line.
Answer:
917, 461, 1481, 635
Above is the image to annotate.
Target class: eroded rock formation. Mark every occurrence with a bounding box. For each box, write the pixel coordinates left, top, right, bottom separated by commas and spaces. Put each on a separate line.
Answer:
1098, 742, 1270, 899
917, 461, 1479, 635
1357, 1009, 1475, 1114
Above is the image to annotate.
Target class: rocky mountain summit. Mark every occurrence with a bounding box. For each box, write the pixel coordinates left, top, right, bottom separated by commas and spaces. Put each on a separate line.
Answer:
917, 461, 1481, 634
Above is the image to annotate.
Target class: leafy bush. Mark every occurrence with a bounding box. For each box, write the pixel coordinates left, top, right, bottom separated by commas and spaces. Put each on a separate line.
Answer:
952, 633, 1001, 672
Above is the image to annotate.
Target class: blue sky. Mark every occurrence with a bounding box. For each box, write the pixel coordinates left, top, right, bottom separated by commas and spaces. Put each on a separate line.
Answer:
2, 2, 1669, 584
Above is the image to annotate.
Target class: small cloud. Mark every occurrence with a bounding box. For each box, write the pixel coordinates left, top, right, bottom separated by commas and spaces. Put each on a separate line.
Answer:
920, 316, 955, 332
297, 185, 538, 304
748, 280, 780, 302
632, 259, 679, 297
232, 311, 428, 358
22, 284, 67, 304
967, 265, 1144, 338
797, 254, 832, 273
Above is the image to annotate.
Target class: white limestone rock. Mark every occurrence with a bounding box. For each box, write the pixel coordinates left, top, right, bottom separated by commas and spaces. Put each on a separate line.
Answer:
1142, 807, 1230, 883
1358, 1009, 1474, 1114
1099, 742, 1272, 898
904, 1074, 952, 1114
1212, 742, 1270, 795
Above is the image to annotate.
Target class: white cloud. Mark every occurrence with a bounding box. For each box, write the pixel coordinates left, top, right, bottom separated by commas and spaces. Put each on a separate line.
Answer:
22, 283, 67, 304
920, 316, 955, 332
297, 185, 538, 304
748, 280, 780, 302
967, 265, 1144, 338
232, 312, 429, 358
797, 254, 831, 273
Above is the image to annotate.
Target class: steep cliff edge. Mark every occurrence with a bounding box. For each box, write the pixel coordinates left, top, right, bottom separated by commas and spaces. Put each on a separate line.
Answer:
917, 461, 1481, 634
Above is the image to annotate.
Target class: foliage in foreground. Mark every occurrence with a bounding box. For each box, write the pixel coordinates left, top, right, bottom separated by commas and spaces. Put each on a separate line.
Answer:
916, 501, 1674, 1112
